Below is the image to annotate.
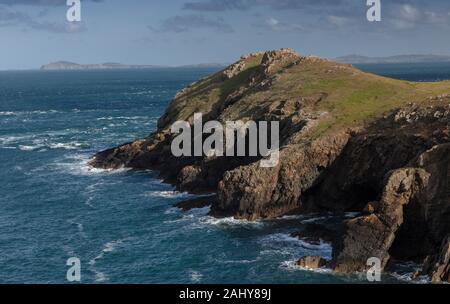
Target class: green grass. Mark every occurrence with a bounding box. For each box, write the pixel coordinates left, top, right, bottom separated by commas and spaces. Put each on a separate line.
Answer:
164, 54, 450, 138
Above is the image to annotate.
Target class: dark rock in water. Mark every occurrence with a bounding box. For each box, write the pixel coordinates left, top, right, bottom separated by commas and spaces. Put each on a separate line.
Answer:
291, 223, 337, 245
422, 236, 450, 283
297, 256, 328, 269
89, 48, 450, 282
174, 195, 216, 212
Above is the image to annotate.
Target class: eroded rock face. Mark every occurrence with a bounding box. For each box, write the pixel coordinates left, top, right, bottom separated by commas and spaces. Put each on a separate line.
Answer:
213, 131, 350, 220
429, 236, 450, 283
297, 256, 328, 269
332, 168, 430, 273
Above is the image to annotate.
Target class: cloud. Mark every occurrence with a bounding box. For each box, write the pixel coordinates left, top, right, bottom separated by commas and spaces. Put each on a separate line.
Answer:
152, 15, 234, 33
388, 3, 450, 30
263, 17, 303, 32
183, 0, 346, 11
327, 15, 351, 27
0, 6, 86, 33
0, 0, 102, 6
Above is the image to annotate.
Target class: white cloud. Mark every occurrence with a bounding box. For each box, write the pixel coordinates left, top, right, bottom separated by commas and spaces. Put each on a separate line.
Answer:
264, 17, 303, 32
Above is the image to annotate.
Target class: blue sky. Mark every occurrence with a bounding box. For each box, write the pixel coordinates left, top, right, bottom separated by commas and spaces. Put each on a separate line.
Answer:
1, 0, 450, 69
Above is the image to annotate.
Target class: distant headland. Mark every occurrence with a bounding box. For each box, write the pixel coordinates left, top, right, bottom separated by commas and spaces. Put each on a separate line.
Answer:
335, 54, 450, 64
40, 61, 228, 71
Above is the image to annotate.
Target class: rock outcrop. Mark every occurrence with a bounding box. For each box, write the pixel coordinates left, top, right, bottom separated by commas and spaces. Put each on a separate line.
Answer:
90, 49, 450, 282
297, 256, 328, 269
332, 168, 430, 273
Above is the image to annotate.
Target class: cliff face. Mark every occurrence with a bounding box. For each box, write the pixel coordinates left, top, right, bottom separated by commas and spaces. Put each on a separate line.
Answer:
90, 49, 450, 282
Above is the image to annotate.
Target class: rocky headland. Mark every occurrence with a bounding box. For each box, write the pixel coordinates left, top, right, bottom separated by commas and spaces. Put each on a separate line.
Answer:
90, 48, 450, 283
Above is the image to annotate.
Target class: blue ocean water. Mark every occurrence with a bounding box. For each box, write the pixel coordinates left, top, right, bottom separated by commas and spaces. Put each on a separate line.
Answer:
0, 66, 444, 284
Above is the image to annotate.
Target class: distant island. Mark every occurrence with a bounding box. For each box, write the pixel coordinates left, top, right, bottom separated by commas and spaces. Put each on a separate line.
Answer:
335, 54, 450, 64
40, 61, 227, 71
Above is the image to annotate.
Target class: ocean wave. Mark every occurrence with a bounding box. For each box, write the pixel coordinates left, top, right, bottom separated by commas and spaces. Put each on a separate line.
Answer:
258, 233, 333, 261
96, 116, 148, 121
280, 260, 333, 273
19, 144, 44, 151
163, 207, 211, 224
300, 215, 332, 224
48, 142, 84, 150
189, 270, 203, 283
1, 133, 87, 151
199, 216, 264, 228
0, 110, 59, 116
88, 239, 129, 283
53, 154, 130, 176
146, 190, 191, 199
0, 111, 16, 116
221, 258, 261, 264
344, 212, 361, 218
389, 261, 431, 284
67, 219, 87, 239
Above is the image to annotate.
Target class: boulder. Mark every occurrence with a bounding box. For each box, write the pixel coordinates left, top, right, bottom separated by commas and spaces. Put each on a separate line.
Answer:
297, 256, 328, 269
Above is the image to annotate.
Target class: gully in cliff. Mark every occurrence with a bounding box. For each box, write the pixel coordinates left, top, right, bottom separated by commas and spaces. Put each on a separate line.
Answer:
170, 113, 280, 168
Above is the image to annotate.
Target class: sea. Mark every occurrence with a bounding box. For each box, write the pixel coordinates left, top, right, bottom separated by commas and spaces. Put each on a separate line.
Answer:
1, 63, 449, 283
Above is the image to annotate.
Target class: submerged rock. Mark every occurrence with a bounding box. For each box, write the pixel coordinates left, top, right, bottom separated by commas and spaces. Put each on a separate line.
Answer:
174, 195, 216, 212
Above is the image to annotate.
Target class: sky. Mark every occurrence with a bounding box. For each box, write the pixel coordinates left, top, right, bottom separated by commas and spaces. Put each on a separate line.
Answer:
1, 0, 450, 70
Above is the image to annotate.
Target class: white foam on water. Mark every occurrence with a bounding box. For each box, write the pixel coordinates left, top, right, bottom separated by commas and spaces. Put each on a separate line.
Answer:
2, 132, 86, 151
279, 214, 306, 220
53, 153, 130, 176
164, 207, 210, 224
189, 270, 203, 283
19, 145, 44, 151
146, 190, 190, 199
389, 261, 432, 284
300, 215, 331, 224
164, 207, 180, 215
344, 212, 361, 218
67, 219, 87, 239
96, 116, 148, 121
259, 233, 333, 272
280, 260, 333, 274
260, 233, 332, 253
0, 111, 15, 116
198, 215, 264, 228
48, 142, 84, 150
221, 258, 261, 264
0, 110, 59, 116
88, 239, 128, 283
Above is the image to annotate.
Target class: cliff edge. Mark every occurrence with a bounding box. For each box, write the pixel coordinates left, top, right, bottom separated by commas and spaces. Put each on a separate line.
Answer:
89, 49, 450, 282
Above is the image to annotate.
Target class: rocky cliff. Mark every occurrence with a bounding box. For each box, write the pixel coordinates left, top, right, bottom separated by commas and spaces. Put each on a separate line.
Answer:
90, 49, 450, 282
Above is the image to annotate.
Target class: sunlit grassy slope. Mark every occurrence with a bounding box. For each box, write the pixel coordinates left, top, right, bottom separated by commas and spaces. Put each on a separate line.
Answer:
161, 53, 450, 137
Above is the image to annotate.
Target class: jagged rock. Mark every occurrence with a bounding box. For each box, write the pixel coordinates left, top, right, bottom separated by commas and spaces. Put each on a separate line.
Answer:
174, 195, 216, 212
291, 223, 337, 245
426, 236, 450, 283
332, 168, 430, 273
362, 201, 380, 214
260, 48, 302, 75
213, 131, 350, 220
297, 256, 328, 269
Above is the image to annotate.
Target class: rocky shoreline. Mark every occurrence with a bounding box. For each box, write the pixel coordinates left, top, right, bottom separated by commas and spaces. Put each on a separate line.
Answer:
90, 49, 449, 283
